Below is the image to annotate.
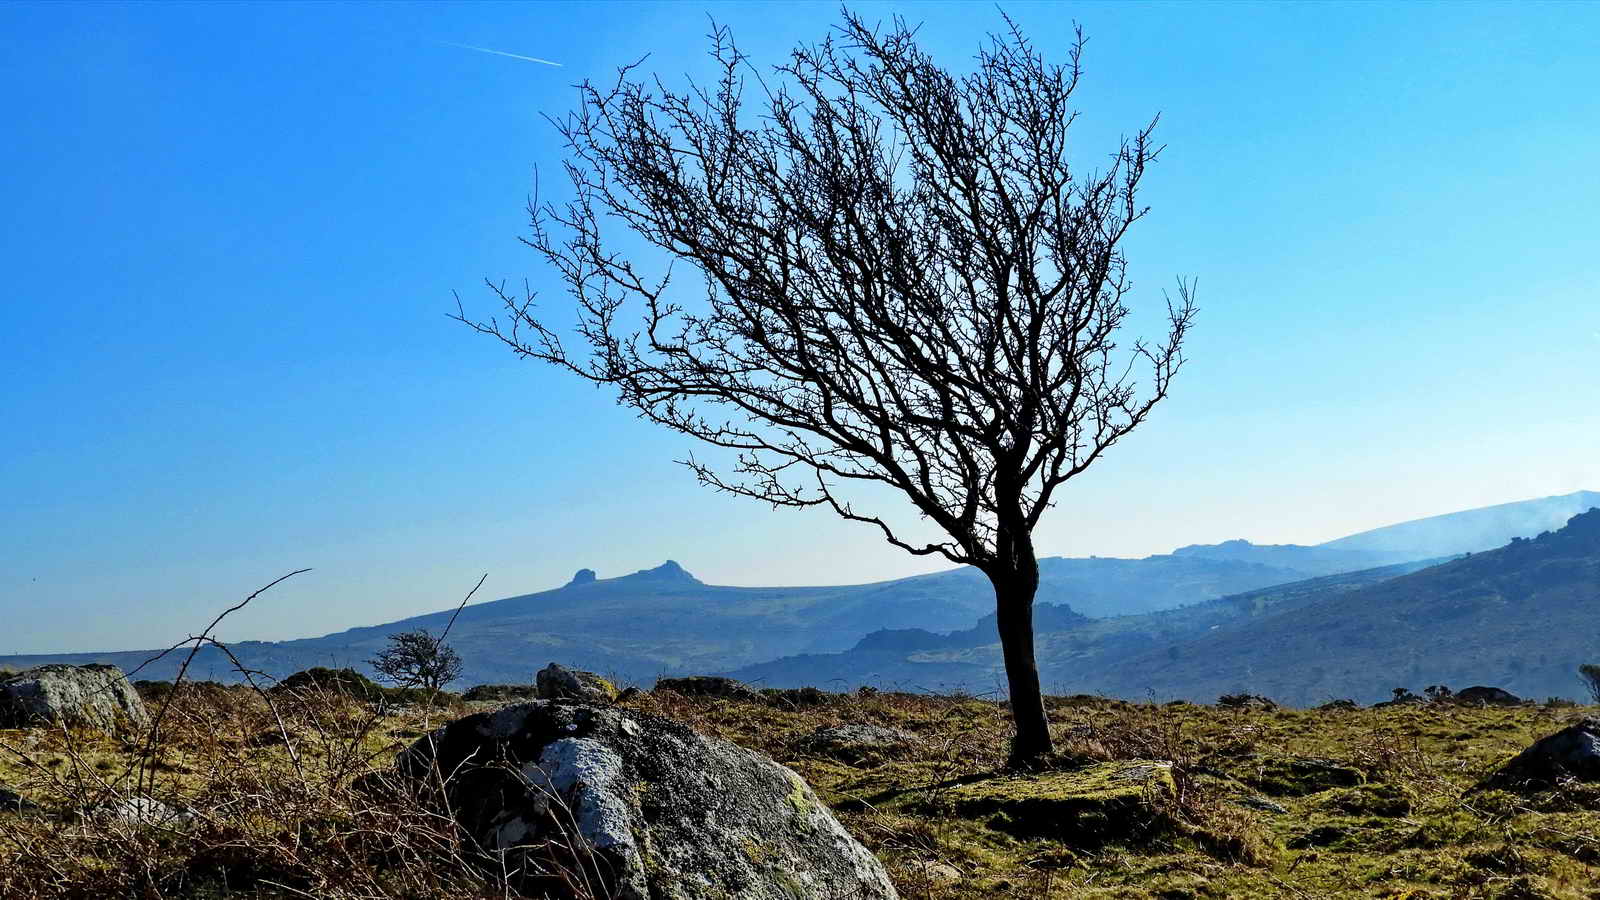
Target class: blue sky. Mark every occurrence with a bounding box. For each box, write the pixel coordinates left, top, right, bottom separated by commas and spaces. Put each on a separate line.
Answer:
2, 1, 1596, 653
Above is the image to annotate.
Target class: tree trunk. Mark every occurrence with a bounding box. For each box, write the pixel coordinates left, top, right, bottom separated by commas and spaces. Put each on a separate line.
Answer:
991, 532, 1052, 766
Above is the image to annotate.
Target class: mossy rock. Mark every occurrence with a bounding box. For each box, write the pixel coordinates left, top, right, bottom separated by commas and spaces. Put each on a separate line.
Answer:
1286, 824, 1353, 850
1318, 782, 1414, 817
943, 760, 1175, 846
1238, 754, 1364, 797
462, 683, 539, 703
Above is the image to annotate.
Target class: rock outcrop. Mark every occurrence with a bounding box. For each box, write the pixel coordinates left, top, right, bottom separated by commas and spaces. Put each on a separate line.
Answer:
0, 664, 149, 731
535, 663, 617, 703
462, 683, 540, 703
1216, 693, 1277, 711
1478, 717, 1600, 792
396, 701, 898, 900
654, 675, 760, 701
799, 723, 918, 764
1453, 686, 1525, 707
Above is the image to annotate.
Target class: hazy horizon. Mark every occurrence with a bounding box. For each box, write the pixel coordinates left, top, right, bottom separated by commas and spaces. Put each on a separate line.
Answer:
4, 1, 1597, 654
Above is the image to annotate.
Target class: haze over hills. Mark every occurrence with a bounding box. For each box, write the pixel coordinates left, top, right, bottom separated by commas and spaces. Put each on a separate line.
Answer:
1317, 490, 1600, 558
2, 491, 1593, 700
739, 502, 1600, 704
1084, 505, 1600, 705
729, 558, 1449, 694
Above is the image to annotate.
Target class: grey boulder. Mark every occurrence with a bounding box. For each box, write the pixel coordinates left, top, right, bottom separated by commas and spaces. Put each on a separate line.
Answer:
0, 664, 149, 732
535, 663, 618, 703
1479, 716, 1600, 792
397, 701, 898, 900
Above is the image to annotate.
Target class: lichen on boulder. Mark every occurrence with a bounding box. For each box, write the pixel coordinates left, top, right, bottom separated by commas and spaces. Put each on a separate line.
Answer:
535, 662, 617, 703
395, 701, 898, 899
0, 664, 149, 732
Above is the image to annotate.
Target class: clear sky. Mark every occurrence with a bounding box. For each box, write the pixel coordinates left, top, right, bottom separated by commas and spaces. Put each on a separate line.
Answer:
2, 1, 1596, 654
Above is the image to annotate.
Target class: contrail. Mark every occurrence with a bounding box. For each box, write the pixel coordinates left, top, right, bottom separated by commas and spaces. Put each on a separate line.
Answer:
440, 40, 562, 68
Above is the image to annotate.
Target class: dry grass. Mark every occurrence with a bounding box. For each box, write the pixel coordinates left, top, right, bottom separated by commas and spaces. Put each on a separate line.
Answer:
0, 682, 501, 899
1, 677, 1597, 898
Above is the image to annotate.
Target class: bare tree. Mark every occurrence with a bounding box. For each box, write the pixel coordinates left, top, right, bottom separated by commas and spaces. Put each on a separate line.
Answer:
458, 11, 1194, 763
369, 629, 462, 692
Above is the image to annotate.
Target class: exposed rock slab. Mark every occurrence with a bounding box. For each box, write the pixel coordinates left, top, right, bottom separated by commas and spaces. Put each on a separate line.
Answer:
396, 701, 898, 900
944, 760, 1175, 845
0, 664, 149, 731
798, 723, 918, 764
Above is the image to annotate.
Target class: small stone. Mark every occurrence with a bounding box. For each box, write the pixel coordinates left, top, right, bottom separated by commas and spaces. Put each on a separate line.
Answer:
92, 795, 193, 828
798, 724, 918, 764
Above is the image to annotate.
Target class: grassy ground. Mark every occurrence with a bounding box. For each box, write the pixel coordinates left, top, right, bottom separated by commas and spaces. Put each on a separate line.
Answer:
1, 683, 1596, 898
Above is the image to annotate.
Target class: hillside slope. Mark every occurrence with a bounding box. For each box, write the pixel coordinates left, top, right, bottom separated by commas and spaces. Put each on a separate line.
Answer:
1088, 507, 1600, 705
1318, 490, 1600, 558
732, 558, 1442, 692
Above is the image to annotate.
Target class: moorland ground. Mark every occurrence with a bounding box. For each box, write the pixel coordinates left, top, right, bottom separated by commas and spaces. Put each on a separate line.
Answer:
2, 681, 1597, 899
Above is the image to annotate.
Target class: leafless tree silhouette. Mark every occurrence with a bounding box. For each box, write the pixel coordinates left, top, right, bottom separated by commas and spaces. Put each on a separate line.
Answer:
370, 629, 462, 693
457, 10, 1195, 762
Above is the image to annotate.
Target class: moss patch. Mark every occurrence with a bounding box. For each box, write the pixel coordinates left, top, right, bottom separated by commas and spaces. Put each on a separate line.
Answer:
940, 760, 1176, 846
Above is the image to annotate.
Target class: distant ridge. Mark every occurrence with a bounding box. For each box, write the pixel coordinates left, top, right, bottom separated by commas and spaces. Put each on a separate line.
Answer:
4, 491, 1593, 695
1318, 490, 1600, 558
1088, 506, 1600, 704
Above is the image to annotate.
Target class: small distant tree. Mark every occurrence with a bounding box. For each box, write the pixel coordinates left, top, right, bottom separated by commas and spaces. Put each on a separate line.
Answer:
369, 629, 462, 692
458, 11, 1194, 763
1579, 664, 1600, 704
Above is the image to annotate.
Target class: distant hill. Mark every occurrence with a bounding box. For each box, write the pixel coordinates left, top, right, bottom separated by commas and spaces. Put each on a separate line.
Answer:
737, 503, 1600, 703
0, 554, 1309, 687
730, 558, 1443, 692
1083, 507, 1600, 705
1167, 539, 1414, 575
1317, 490, 1600, 558
4, 491, 1592, 695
